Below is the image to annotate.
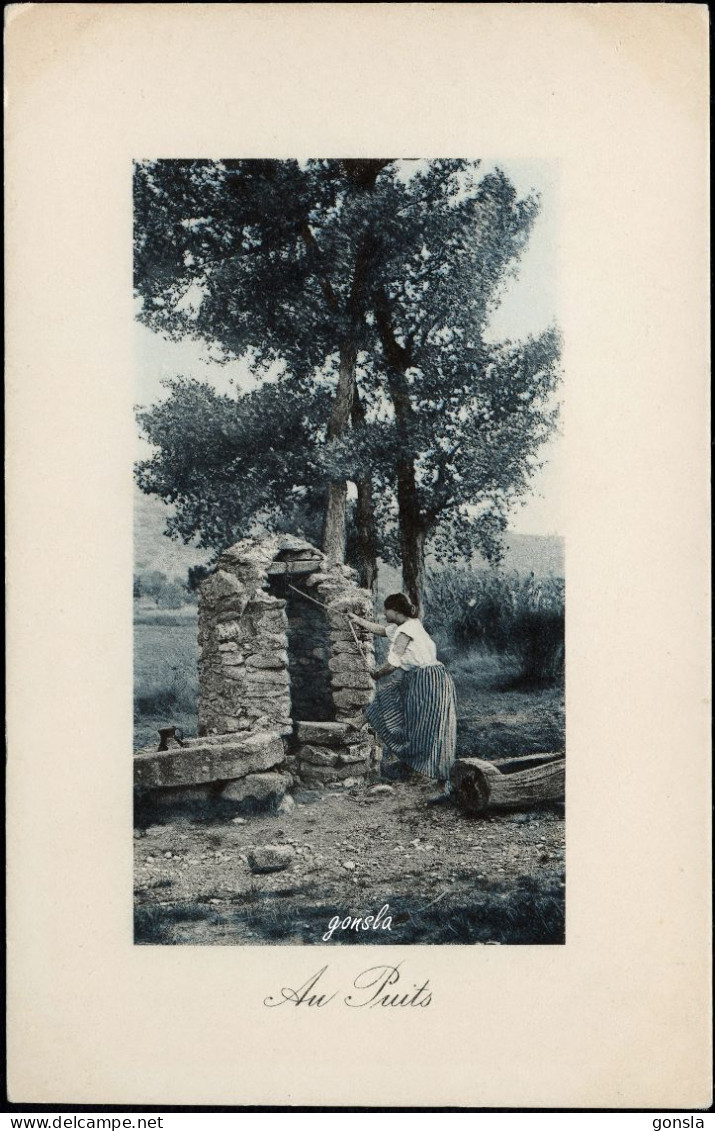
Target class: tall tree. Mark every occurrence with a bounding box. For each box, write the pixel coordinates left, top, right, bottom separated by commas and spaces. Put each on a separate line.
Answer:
361, 161, 560, 608
134, 158, 390, 585
135, 159, 560, 608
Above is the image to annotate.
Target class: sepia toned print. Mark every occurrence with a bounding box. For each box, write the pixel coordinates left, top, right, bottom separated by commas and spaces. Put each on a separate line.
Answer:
132, 158, 565, 946
6, 3, 709, 1107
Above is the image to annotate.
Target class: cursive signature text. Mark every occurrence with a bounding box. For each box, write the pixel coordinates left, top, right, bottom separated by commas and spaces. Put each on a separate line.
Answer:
322, 902, 393, 941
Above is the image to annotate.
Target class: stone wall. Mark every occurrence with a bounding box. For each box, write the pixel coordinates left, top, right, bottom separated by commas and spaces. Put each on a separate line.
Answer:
133, 535, 382, 804
195, 534, 379, 790
292, 721, 376, 786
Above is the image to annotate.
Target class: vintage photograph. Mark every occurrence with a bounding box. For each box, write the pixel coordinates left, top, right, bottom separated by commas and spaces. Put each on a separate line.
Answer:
8, 1, 709, 1107
132, 157, 565, 946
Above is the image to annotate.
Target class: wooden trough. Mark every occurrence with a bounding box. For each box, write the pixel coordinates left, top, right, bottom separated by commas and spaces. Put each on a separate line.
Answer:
450, 753, 565, 815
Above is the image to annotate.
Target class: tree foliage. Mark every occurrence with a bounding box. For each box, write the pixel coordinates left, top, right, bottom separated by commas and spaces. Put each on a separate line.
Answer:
134, 159, 561, 602
136, 376, 332, 550
135, 158, 393, 576
319, 160, 561, 596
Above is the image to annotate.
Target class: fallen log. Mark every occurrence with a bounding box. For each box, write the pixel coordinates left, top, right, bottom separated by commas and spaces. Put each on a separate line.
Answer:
450, 753, 565, 815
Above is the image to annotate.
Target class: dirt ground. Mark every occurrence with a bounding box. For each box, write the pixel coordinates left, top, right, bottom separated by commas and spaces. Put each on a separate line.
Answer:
134, 652, 565, 946
134, 772, 565, 946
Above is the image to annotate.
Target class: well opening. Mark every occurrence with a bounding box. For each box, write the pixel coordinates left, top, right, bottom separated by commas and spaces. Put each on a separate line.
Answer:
267, 575, 335, 723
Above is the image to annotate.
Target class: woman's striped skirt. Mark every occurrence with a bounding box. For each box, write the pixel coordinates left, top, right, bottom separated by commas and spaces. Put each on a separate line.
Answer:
365, 663, 457, 782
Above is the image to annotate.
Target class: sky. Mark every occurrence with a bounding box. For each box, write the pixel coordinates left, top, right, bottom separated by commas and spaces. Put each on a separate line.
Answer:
135, 158, 563, 538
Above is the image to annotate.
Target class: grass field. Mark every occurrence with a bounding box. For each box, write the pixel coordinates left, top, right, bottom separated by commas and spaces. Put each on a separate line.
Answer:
134, 606, 199, 750
133, 582, 565, 758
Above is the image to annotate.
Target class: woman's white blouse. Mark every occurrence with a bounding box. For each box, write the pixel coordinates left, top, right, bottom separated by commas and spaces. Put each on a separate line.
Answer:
386, 619, 438, 669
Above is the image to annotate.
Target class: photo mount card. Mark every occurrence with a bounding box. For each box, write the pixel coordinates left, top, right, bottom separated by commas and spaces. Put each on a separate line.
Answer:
5, 3, 711, 1110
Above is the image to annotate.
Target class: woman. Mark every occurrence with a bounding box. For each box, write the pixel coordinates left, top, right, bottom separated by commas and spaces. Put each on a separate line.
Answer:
348, 594, 457, 805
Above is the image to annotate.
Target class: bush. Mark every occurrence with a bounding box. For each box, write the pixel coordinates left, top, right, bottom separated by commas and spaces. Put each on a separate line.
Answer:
187, 564, 211, 593
134, 901, 220, 945
139, 569, 168, 599
135, 570, 191, 608
156, 580, 188, 609
424, 566, 564, 686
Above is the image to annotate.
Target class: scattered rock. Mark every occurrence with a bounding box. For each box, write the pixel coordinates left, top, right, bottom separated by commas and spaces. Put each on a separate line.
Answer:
276, 794, 296, 816
341, 778, 358, 789
248, 845, 295, 874
231, 817, 247, 825
342, 861, 356, 871
367, 784, 395, 797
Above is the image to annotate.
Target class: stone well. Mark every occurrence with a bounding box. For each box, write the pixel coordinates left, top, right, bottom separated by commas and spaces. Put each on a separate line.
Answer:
134, 535, 380, 806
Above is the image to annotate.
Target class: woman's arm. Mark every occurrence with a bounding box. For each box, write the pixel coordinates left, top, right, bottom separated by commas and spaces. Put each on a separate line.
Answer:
371, 632, 410, 679
348, 613, 387, 636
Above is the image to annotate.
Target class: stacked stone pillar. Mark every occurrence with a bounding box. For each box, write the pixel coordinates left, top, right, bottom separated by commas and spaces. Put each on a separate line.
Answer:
293, 722, 376, 785
197, 575, 293, 738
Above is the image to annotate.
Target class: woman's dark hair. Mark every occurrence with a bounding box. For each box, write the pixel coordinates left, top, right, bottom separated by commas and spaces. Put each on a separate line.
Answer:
384, 593, 418, 618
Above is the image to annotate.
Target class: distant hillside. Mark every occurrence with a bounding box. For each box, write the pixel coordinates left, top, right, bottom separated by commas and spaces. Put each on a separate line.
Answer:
134, 489, 210, 581
134, 486, 563, 584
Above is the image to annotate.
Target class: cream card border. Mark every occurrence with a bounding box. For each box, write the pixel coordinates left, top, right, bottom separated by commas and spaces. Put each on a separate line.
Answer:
6, 3, 711, 1108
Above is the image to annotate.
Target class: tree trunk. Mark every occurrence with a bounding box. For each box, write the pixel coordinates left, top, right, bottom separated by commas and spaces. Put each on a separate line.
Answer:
397, 459, 427, 611
323, 482, 348, 566
351, 392, 378, 595
355, 478, 378, 594
322, 337, 357, 565
373, 288, 427, 610
321, 221, 379, 567
311, 168, 388, 572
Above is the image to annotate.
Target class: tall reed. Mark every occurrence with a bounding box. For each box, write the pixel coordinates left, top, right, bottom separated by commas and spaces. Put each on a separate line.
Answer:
424, 567, 565, 686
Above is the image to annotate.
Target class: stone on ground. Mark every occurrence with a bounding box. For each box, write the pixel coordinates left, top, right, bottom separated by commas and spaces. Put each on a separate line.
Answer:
248, 845, 295, 873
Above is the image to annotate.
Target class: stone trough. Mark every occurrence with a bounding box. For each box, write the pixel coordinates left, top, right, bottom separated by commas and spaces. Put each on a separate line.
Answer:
134, 535, 381, 809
